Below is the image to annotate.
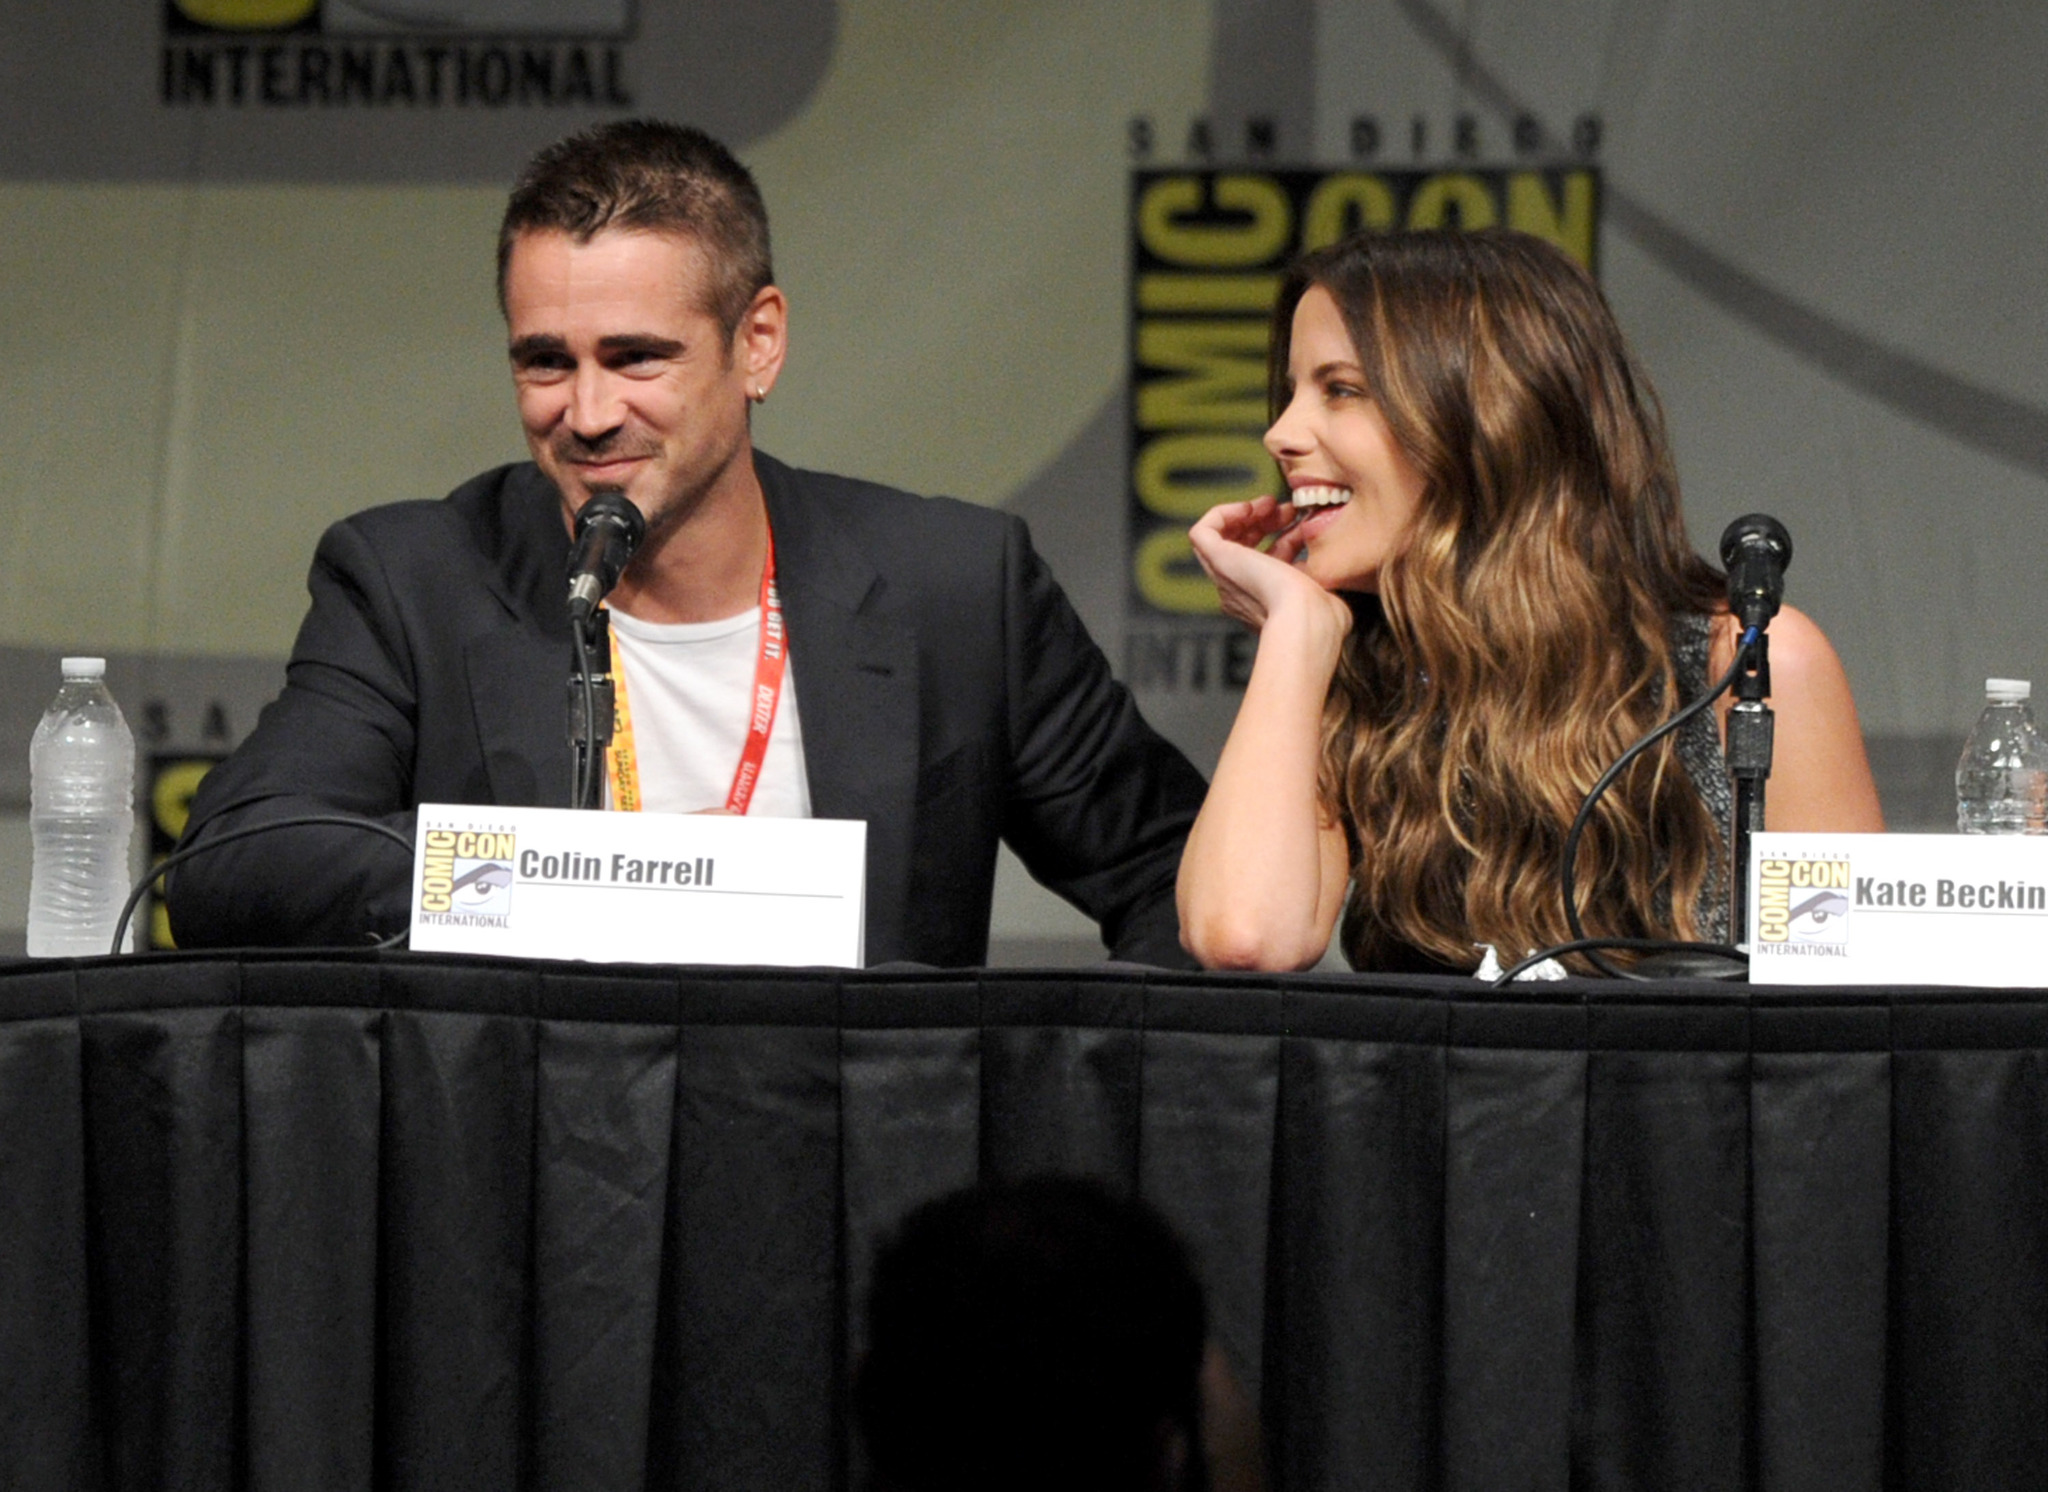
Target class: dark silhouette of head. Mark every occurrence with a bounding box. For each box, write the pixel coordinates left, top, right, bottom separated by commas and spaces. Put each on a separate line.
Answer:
856, 1176, 1209, 1492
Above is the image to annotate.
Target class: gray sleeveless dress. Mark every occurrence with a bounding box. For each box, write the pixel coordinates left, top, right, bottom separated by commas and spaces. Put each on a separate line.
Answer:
1671, 611, 1734, 942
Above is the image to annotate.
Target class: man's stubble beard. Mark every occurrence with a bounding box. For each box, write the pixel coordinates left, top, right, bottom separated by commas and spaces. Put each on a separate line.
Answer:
601, 435, 755, 576
549, 426, 664, 472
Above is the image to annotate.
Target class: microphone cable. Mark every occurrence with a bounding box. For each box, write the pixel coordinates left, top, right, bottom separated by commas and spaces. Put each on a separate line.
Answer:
113, 812, 418, 957
563, 490, 642, 813
1498, 625, 1759, 986
1495, 937, 1748, 986
573, 616, 601, 811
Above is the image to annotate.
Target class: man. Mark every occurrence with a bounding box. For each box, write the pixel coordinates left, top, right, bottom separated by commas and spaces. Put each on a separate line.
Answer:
167, 120, 1206, 966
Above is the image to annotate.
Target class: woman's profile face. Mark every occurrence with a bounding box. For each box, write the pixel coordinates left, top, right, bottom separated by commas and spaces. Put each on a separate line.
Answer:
1263, 285, 1427, 594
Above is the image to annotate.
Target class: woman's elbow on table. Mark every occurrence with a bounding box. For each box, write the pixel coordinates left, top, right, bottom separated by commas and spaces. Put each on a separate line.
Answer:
1180, 906, 1331, 972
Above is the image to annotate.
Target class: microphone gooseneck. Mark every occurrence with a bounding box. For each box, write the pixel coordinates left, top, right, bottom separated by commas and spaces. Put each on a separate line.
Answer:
1720, 513, 1792, 633
566, 488, 647, 627
566, 488, 642, 810
1718, 512, 1793, 961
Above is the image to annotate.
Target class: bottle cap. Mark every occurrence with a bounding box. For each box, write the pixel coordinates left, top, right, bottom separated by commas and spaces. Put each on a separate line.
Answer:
1987, 678, 2032, 701
60, 657, 106, 680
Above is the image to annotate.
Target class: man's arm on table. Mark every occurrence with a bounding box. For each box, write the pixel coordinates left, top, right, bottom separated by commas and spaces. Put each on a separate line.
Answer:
167, 516, 424, 948
994, 516, 1208, 968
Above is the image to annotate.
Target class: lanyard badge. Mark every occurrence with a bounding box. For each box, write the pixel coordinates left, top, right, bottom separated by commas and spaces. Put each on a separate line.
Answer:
604, 525, 786, 815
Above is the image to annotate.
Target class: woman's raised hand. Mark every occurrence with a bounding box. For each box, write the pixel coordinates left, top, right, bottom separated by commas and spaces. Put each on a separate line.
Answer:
1178, 495, 1357, 971
1189, 496, 1351, 640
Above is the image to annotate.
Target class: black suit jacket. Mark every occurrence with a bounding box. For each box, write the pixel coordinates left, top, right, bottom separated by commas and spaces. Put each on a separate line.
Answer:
167, 455, 1207, 966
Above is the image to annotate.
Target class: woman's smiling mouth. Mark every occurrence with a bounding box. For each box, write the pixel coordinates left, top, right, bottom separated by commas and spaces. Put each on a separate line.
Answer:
1289, 483, 1352, 510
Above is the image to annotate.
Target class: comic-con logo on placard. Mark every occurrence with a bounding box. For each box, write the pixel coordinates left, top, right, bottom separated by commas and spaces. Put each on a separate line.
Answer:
419, 828, 516, 927
163, 0, 636, 108
1756, 857, 1852, 945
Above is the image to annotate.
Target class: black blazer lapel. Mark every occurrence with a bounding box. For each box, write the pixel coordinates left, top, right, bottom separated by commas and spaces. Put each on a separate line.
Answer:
459, 465, 578, 809
465, 625, 574, 808
762, 457, 922, 961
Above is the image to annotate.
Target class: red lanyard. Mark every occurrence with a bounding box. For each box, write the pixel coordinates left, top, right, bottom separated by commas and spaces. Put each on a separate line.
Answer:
604, 526, 786, 815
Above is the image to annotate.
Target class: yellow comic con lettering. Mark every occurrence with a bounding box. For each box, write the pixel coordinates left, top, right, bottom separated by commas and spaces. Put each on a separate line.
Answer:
1137, 176, 1292, 268
151, 893, 175, 951
1136, 274, 1281, 315
1789, 860, 1851, 890
1302, 174, 1398, 251
1135, 322, 1269, 430
1135, 529, 1223, 615
1407, 173, 1499, 231
176, 0, 318, 27
1757, 858, 1792, 942
419, 830, 457, 914
152, 759, 215, 840
453, 832, 515, 859
1507, 171, 1597, 269
1134, 433, 1277, 519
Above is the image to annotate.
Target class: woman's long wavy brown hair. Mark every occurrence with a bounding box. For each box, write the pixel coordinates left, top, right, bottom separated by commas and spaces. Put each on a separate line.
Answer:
1273, 229, 1727, 970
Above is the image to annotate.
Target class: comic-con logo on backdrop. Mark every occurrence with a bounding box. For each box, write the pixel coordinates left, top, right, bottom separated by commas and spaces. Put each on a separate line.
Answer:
1125, 167, 1599, 696
163, 0, 635, 108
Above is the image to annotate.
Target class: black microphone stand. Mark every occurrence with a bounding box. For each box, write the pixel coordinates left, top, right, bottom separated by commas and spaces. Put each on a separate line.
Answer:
1725, 628, 1772, 948
569, 607, 615, 810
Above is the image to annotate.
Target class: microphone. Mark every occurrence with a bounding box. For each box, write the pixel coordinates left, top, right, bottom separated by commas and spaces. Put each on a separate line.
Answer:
1720, 513, 1792, 632
566, 488, 646, 628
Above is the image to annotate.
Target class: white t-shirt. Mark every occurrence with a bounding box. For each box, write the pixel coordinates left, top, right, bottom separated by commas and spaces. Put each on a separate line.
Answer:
606, 606, 812, 818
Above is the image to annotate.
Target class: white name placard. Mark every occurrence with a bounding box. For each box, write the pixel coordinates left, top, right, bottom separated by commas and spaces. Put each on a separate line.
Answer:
408, 803, 866, 967
1748, 832, 2048, 987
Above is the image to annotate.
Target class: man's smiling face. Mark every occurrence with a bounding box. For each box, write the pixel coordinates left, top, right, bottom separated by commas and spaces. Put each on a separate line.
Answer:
504, 226, 757, 536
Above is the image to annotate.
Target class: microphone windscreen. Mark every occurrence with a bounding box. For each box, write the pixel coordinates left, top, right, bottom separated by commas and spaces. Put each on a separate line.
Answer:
575, 488, 647, 551
1719, 512, 1792, 572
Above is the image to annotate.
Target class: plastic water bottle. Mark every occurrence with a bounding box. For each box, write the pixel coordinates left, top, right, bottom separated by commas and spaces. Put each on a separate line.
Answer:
26, 658, 137, 956
1956, 678, 2048, 835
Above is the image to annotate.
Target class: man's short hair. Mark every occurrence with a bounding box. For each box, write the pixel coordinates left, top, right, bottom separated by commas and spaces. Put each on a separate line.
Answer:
497, 118, 773, 338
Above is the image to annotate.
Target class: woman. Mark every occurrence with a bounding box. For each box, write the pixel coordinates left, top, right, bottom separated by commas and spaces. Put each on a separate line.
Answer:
1177, 229, 1883, 973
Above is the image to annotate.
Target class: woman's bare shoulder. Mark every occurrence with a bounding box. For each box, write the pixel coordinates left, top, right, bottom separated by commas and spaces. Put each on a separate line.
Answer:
1706, 603, 1885, 831
1703, 603, 1847, 688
